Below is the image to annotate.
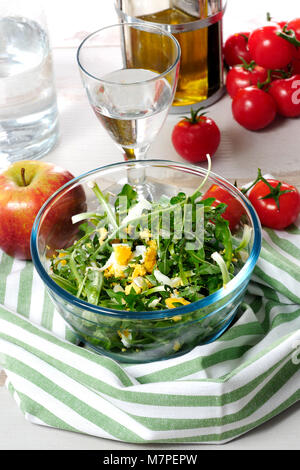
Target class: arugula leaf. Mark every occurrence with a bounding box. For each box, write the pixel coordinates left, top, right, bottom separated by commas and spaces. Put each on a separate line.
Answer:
214, 218, 233, 267
115, 183, 138, 213
170, 192, 186, 205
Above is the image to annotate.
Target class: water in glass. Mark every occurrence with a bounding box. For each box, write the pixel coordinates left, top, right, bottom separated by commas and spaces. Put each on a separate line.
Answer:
0, 16, 58, 165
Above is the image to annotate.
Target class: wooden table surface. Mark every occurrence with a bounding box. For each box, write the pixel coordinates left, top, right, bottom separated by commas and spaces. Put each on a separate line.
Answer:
1, 0, 300, 450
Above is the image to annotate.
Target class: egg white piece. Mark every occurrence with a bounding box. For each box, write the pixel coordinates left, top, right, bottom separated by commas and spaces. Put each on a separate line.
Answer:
132, 245, 147, 262
119, 330, 132, 348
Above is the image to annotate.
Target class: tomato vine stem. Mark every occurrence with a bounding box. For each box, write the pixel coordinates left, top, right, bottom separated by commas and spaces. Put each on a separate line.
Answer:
241, 168, 293, 209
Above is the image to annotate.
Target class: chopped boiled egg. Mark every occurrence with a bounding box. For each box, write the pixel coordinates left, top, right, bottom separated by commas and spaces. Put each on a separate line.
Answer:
130, 264, 147, 279
99, 244, 132, 279
117, 329, 132, 348
165, 297, 190, 309
104, 264, 126, 279
54, 252, 67, 266
114, 245, 132, 265
125, 275, 149, 295
144, 240, 157, 273
132, 244, 147, 262
98, 227, 108, 245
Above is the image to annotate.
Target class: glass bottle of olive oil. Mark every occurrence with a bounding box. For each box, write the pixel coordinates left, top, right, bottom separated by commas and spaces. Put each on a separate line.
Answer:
138, 7, 209, 107
116, 0, 224, 110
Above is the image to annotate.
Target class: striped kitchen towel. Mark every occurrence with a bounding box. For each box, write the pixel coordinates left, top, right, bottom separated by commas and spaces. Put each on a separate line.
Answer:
0, 220, 299, 444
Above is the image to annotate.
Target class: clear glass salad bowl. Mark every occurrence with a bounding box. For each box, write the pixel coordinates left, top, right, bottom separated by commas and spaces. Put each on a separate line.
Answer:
31, 160, 261, 363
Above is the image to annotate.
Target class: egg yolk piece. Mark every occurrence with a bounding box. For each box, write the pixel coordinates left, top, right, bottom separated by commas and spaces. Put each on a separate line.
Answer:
165, 297, 190, 309
130, 264, 147, 279
114, 245, 132, 265
144, 240, 157, 273
104, 265, 126, 279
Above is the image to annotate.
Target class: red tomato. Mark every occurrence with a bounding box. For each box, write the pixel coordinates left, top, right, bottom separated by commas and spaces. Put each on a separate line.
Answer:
224, 32, 251, 67
232, 86, 277, 131
202, 185, 245, 231
268, 74, 300, 117
249, 179, 300, 229
287, 18, 300, 36
277, 21, 288, 29
248, 25, 295, 69
171, 109, 220, 163
292, 58, 300, 74
226, 63, 268, 98
287, 18, 300, 60
270, 65, 292, 81
291, 57, 300, 73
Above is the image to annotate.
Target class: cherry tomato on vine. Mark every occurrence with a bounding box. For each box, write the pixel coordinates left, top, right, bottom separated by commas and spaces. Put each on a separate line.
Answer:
277, 21, 288, 29
268, 74, 300, 117
270, 64, 293, 81
232, 86, 277, 131
248, 25, 295, 69
202, 185, 245, 231
245, 172, 300, 229
226, 61, 268, 98
171, 108, 221, 163
287, 18, 300, 60
287, 18, 300, 36
224, 32, 251, 67
292, 58, 300, 74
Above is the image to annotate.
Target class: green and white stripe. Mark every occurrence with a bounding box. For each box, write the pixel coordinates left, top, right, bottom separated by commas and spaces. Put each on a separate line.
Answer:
0, 221, 299, 444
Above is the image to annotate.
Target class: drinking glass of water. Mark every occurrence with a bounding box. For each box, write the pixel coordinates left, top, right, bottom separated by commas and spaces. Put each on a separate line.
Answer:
0, 1, 59, 166
77, 23, 180, 197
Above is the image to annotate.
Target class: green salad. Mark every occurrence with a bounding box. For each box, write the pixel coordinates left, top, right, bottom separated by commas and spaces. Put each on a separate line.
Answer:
49, 171, 252, 314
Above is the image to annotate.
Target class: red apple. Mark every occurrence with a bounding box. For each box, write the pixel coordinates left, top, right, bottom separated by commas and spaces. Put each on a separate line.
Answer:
0, 160, 86, 260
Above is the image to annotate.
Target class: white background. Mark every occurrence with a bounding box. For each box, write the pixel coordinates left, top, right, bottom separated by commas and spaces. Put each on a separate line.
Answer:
44, 0, 300, 47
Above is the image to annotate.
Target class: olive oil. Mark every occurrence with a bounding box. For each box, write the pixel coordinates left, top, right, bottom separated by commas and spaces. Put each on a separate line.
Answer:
136, 7, 222, 107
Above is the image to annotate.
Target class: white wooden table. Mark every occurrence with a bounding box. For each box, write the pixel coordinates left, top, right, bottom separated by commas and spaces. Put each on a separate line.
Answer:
1, 0, 300, 450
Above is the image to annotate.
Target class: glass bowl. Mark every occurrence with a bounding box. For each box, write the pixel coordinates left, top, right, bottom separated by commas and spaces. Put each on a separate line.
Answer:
31, 160, 261, 363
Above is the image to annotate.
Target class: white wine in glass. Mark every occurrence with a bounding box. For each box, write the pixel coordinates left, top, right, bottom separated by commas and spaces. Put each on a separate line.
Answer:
77, 23, 180, 197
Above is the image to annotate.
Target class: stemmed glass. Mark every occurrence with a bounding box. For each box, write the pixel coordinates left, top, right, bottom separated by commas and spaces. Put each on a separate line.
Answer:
77, 23, 180, 198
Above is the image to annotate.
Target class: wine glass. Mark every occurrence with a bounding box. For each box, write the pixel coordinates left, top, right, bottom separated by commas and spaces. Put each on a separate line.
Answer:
77, 23, 180, 198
